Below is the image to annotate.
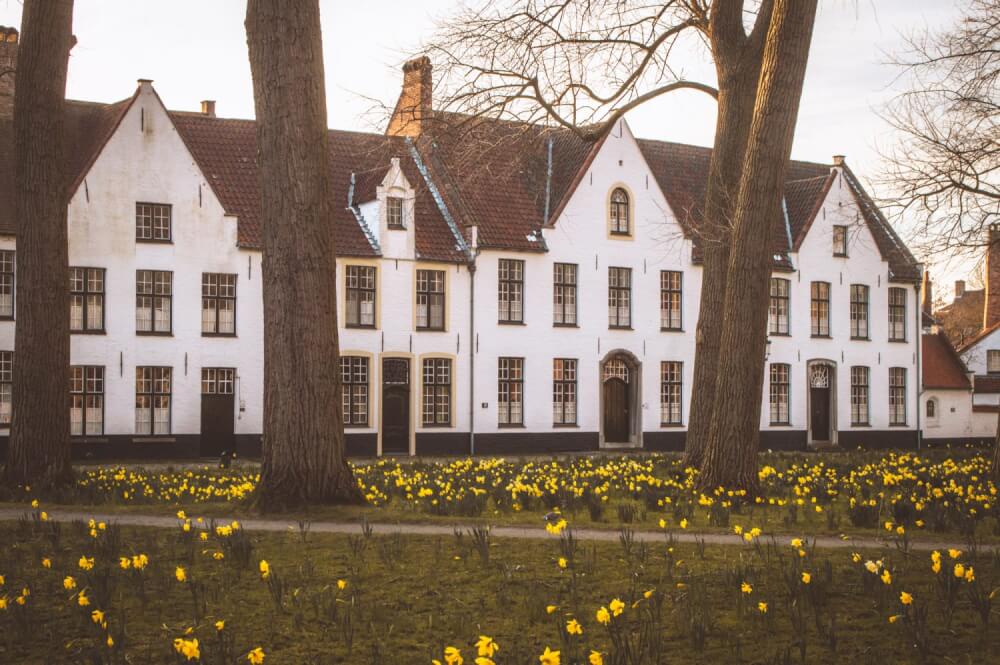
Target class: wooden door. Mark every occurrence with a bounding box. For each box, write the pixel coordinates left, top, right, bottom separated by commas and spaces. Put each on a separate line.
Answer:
810, 386, 830, 441
201, 368, 235, 457
381, 358, 410, 454
603, 378, 629, 443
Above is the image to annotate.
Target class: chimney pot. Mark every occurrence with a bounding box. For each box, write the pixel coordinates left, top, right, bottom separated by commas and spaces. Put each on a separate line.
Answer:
921, 271, 933, 317
832, 155, 845, 166
387, 56, 433, 138
956, 280, 966, 298
200, 100, 216, 117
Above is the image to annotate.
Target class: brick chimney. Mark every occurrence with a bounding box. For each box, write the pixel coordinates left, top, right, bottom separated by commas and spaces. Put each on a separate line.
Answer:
200, 100, 216, 117
0, 26, 18, 121
387, 56, 432, 138
921, 271, 932, 316
832, 154, 846, 166
955, 280, 966, 298
985, 224, 1000, 328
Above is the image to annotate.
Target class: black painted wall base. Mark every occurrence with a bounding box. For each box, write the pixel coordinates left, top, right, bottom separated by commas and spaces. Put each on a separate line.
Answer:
0, 427, 925, 461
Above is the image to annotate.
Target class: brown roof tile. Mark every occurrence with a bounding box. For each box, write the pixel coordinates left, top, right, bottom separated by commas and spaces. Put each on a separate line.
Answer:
922, 332, 971, 389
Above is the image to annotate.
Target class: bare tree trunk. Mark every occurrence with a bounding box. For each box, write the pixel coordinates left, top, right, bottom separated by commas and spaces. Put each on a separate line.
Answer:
992, 409, 1000, 482
683, 1, 770, 468
3, 0, 74, 490
699, 0, 818, 492
246, 0, 362, 509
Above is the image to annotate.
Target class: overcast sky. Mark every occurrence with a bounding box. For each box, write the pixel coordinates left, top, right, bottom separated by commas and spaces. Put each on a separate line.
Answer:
0, 0, 973, 293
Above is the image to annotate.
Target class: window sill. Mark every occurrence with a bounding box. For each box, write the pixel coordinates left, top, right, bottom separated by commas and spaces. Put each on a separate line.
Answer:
553, 323, 578, 328
850, 336, 871, 342
609, 232, 633, 239
553, 423, 578, 428
416, 327, 447, 333
202, 332, 237, 338
71, 330, 107, 335
497, 423, 525, 429
811, 334, 831, 339
345, 324, 377, 331
660, 327, 684, 333
833, 253, 848, 258
420, 424, 454, 429
889, 423, 909, 428
387, 225, 406, 231
344, 424, 370, 429
609, 326, 633, 331
498, 320, 525, 326
136, 238, 173, 245
132, 436, 176, 443
659, 423, 684, 428
137, 331, 173, 337
0, 316, 13, 322
850, 423, 871, 428
72, 436, 108, 443
768, 332, 791, 337
888, 339, 908, 344
769, 422, 792, 427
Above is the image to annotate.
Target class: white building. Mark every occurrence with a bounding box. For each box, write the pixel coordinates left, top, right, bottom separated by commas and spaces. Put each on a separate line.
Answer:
0, 35, 925, 458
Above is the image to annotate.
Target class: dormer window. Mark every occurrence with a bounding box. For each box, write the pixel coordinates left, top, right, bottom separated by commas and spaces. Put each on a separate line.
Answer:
833, 225, 847, 256
609, 188, 630, 235
386, 196, 404, 229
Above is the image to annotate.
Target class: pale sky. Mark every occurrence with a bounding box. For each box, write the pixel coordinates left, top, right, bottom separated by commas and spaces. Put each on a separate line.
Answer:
0, 0, 972, 292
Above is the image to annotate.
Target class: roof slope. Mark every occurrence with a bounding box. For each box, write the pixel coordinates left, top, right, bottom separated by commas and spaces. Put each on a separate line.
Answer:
0, 97, 134, 235
922, 332, 971, 389
169, 113, 466, 262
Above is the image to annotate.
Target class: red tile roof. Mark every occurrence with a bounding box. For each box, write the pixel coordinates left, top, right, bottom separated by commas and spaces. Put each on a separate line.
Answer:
921, 332, 971, 390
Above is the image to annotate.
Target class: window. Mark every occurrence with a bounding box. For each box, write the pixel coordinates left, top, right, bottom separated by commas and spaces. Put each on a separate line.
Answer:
553, 263, 577, 326
135, 202, 171, 241
889, 367, 907, 426
988, 350, 1000, 374
202, 273, 236, 335
850, 284, 869, 339
345, 266, 376, 328
608, 267, 632, 328
498, 259, 524, 323
926, 399, 936, 419
135, 366, 171, 435
850, 366, 870, 426
416, 269, 445, 330
833, 225, 847, 256
422, 358, 452, 426
660, 271, 682, 330
70, 267, 105, 332
810, 281, 830, 337
609, 188, 630, 235
769, 363, 790, 425
136, 270, 172, 333
660, 361, 683, 425
386, 196, 404, 228
498, 357, 523, 426
0, 250, 13, 319
70, 366, 104, 436
340, 356, 369, 427
553, 358, 577, 425
769, 278, 790, 335
888, 287, 906, 342
0, 351, 11, 426
201, 367, 235, 395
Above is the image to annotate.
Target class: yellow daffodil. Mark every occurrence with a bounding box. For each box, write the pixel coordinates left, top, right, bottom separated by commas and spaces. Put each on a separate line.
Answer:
900, 592, 913, 605
539, 646, 560, 665
566, 618, 583, 635
247, 647, 266, 664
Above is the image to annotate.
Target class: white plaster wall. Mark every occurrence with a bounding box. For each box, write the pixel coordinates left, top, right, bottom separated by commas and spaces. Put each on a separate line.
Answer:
66, 82, 264, 440
921, 389, 984, 439
961, 327, 1000, 374
776, 169, 920, 436
472, 120, 700, 440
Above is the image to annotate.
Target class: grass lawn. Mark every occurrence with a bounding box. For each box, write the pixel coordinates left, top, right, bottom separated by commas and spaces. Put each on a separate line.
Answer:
1, 515, 995, 664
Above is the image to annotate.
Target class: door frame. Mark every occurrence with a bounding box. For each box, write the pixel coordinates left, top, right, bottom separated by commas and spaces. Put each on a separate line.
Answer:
599, 349, 642, 448
806, 359, 837, 446
378, 352, 415, 456
199, 367, 236, 457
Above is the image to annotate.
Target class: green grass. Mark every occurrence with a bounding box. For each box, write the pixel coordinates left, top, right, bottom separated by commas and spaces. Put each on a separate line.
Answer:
0, 516, 995, 664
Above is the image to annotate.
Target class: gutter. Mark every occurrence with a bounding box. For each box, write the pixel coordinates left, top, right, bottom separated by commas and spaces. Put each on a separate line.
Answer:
915, 276, 923, 450
469, 257, 477, 456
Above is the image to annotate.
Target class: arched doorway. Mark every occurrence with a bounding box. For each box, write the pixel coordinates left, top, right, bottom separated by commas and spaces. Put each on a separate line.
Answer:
600, 351, 641, 447
807, 360, 837, 445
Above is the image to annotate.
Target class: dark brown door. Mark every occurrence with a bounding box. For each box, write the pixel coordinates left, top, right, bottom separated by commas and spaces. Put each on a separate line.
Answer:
810, 387, 830, 441
382, 358, 410, 454
200, 368, 236, 457
603, 378, 629, 443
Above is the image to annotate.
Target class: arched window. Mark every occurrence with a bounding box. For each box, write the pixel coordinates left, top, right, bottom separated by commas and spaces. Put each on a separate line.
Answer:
609, 188, 630, 235
926, 399, 936, 419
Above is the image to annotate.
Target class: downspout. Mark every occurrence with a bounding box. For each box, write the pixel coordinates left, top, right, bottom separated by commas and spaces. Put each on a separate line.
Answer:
468, 226, 479, 456
915, 277, 923, 450
544, 137, 553, 224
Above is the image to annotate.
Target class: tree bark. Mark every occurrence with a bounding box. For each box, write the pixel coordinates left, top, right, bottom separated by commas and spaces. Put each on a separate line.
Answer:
683, 0, 770, 468
246, 0, 362, 509
2, 0, 74, 490
698, 0, 818, 492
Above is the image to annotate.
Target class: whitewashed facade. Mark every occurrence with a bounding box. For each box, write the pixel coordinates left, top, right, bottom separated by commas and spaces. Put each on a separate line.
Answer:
0, 54, 928, 458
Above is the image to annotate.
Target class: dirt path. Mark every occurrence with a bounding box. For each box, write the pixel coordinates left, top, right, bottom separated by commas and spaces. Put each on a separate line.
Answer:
1, 507, 990, 553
